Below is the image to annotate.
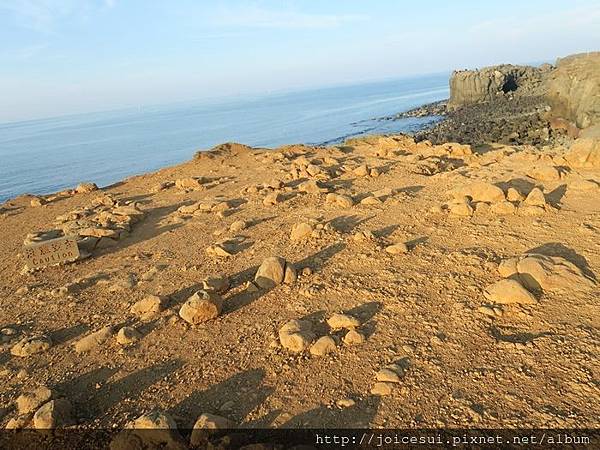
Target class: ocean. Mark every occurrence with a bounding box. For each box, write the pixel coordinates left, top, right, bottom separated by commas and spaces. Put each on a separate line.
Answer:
0, 72, 449, 202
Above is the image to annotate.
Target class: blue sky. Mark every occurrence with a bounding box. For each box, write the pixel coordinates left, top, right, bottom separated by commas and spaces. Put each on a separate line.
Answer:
1, 0, 599, 122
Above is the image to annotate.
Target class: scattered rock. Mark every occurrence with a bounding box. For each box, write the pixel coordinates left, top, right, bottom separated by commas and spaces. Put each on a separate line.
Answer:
336, 398, 356, 408
254, 256, 296, 289
523, 187, 546, 207
130, 295, 165, 319
376, 368, 401, 383
343, 330, 366, 346
516, 253, 595, 292
449, 202, 474, 217
527, 165, 561, 181
33, 399, 73, 429
175, 177, 206, 191
116, 326, 142, 345
484, 279, 536, 304
16, 386, 52, 415
290, 222, 314, 241
229, 220, 248, 233
309, 336, 336, 356
263, 192, 283, 206
326, 193, 354, 208
353, 164, 370, 177
490, 201, 516, 215
10, 335, 52, 357
327, 313, 360, 330
449, 182, 505, 203
385, 242, 409, 254
506, 187, 525, 202
75, 182, 98, 194
202, 276, 230, 294
190, 413, 235, 446
278, 319, 315, 353
371, 382, 393, 396
74, 326, 114, 353
179, 290, 223, 325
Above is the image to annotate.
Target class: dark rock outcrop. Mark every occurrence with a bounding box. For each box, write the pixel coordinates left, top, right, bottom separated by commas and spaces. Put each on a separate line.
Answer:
546, 52, 600, 129
448, 64, 552, 110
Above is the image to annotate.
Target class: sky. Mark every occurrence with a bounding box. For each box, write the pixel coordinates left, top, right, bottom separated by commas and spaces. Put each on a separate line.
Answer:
1, 0, 600, 123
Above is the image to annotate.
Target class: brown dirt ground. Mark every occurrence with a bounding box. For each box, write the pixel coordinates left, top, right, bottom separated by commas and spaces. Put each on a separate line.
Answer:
0, 135, 599, 430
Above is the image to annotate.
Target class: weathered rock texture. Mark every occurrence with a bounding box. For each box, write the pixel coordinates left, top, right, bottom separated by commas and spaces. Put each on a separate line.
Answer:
448, 64, 551, 110
546, 52, 600, 129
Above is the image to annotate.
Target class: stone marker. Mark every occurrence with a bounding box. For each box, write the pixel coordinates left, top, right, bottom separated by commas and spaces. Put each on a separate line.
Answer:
23, 236, 80, 269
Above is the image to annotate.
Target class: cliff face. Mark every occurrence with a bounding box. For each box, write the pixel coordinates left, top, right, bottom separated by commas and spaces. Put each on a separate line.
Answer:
448, 64, 551, 111
546, 52, 600, 129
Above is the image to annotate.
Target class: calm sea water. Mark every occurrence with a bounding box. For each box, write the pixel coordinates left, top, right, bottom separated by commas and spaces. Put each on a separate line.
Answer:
0, 73, 449, 202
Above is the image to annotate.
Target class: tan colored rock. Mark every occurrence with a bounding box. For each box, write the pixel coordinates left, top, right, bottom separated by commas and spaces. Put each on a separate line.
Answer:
131, 295, 164, 319
113, 411, 183, 450
326, 193, 354, 208
30, 197, 46, 207
564, 137, 600, 168
290, 222, 314, 241
506, 187, 525, 202
449, 203, 473, 217
254, 256, 286, 289
484, 279, 536, 304
202, 276, 230, 293
353, 164, 370, 177
523, 187, 546, 206
309, 336, 336, 356
371, 382, 393, 396
450, 181, 505, 203
568, 179, 599, 191
360, 196, 383, 206
16, 386, 52, 415
343, 330, 365, 346
298, 179, 329, 194
376, 368, 401, 383
263, 192, 283, 206
129, 410, 178, 429
179, 290, 223, 325
10, 335, 52, 357
516, 254, 595, 292
33, 399, 73, 429
74, 326, 114, 353
116, 327, 141, 345
490, 201, 516, 215
327, 313, 360, 330
190, 413, 235, 446
278, 319, 315, 352
75, 182, 98, 194
498, 258, 519, 278
527, 165, 561, 181
283, 264, 297, 284
385, 243, 409, 254
229, 219, 248, 233
175, 177, 206, 190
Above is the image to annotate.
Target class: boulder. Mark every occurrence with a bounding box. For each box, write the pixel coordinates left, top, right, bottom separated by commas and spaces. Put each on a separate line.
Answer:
546, 52, 600, 128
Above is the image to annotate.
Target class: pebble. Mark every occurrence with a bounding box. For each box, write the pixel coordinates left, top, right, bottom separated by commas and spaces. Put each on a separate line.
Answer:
376, 368, 401, 383
371, 382, 393, 396
385, 243, 409, 254
116, 326, 142, 345
336, 398, 356, 408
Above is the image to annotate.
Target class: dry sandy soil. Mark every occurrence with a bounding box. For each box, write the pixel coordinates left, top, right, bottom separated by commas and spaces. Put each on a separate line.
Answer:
0, 134, 599, 436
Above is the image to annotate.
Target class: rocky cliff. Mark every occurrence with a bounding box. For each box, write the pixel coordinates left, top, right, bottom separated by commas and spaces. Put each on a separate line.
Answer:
448, 64, 552, 110
546, 52, 600, 129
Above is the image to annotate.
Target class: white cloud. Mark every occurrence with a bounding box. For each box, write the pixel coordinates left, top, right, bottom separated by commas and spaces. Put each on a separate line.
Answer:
212, 5, 367, 29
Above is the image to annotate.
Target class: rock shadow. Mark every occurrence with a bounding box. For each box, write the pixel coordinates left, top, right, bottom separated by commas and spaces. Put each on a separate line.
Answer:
489, 326, 553, 344
281, 395, 381, 428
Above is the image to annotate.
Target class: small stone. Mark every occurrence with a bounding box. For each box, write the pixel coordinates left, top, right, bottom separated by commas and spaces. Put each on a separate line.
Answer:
361, 196, 383, 206
16, 386, 52, 415
75, 182, 98, 194
385, 243, 408, 254
371, 382, 393, 396
336, 398, 356, 408
202, 276, 230, 294
506, 187, 525, 202
263, 192, 283, 206
309, 336, 336, 356
290, 222, 314, 241
33, 399, 73, 429
229, 220, 248, 233
74, 326, 114, 353
376, 368, 401, 383
327, 313, 360, 330
283, 264, 297, 284
30, 197, 46, 207
10, 335, 52, 357
343, 330, 365, 345
179, 290, 223, 325
254, 256, 286, 289
353, 164, 370, 177
116, 327, 142, 345
130, 295, 165, 319
190, 413, 235, 446
484, 279, 536, 305
326, 193, 354, 208
278, 319, 315, 353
